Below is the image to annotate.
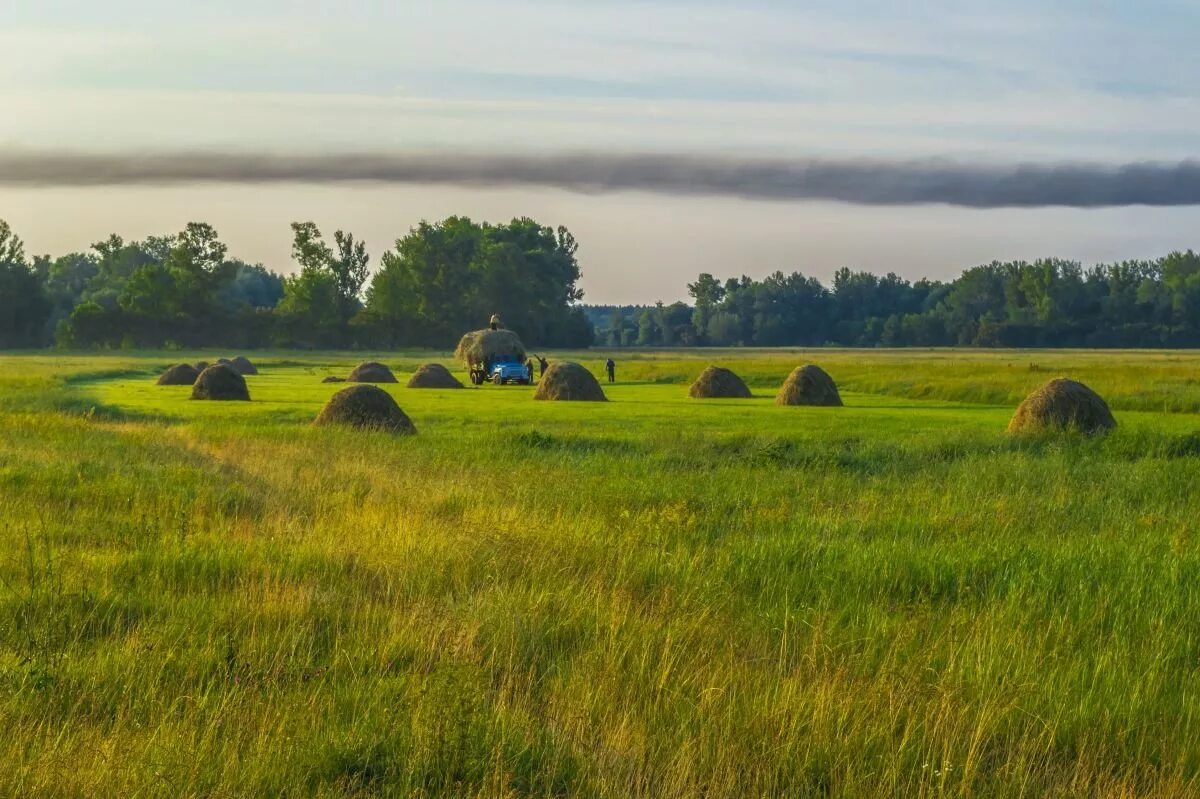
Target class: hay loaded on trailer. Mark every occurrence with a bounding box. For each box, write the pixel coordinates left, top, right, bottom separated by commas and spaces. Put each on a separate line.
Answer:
454, 328, 530, 385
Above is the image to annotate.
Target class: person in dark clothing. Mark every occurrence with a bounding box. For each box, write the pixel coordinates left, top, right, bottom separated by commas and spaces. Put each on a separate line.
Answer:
605, 358, 615, 383
536, 355, 548, 377
489, 313, 501, 331
525, 358, 534, 383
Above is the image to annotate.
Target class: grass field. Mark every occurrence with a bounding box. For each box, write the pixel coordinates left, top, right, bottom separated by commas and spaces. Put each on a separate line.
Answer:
3, 348, 1200, 797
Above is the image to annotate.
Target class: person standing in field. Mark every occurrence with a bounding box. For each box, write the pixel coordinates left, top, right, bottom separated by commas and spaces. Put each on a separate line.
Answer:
489, 313, 501, 330
525, 358, 534, 382
537, 355, 548, 377
606, 358, 616, 383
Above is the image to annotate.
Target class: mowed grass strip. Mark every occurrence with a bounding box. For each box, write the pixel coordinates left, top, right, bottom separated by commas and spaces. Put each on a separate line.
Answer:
0, 350, 1199, 796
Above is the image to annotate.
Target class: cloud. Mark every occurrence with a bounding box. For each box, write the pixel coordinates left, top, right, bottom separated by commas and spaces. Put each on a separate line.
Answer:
3, 150, 1199, 208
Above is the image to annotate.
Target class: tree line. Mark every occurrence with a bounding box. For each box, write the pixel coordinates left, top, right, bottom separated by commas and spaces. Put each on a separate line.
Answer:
0, 217, 593, 350
3, 213, 1198, 350
591, 253, 1200, 348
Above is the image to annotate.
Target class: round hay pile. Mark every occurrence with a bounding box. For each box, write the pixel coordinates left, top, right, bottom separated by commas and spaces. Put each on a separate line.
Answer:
347, 361, 398, 383
775, 365, 843, 407
216, 357, 233, 366
689, 366, 752, 399
314, 385, 416, 433
454, 328, 526, 366
408, 363, 464, 389
157, 363, 200, 386
230, 356, 258, 375
321, 375, 345, 384
533, 362, 607, 401
194, 360, 209, 371
191, 364, 250, 401
1008, 378, 1116, 435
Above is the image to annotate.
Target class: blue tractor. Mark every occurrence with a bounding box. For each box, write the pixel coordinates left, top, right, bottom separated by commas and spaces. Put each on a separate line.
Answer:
473, 357, 531, 385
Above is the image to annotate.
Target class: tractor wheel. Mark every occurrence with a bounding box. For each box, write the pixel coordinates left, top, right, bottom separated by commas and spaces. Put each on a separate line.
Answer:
493, 373, 502, 385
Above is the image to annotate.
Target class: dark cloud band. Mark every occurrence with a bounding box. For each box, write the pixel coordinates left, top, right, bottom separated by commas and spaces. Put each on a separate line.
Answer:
2, 150, 1199, 208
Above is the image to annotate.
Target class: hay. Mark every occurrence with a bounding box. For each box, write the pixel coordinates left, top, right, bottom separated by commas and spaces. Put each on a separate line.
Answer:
216, 358, 232, 366
191, 364, 250, 401
347, 361, 398, 383
689, 366, 752, 399
230, 356, 258, 375
194, 361, 209, 371
454, 329, 526, 366
321, 376, 345, 383
314, 385, 416, 433
775, 365, 843, 407
1008, 378, 1116, 435
408, 363, 464, 389
533, 362, 607, 401
156, 363, 200, 386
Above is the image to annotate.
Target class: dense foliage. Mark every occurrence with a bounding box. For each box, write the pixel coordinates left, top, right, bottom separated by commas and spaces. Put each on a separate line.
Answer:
3, 213, 1197, 349
0, 216, 592, 350
592, 254, 1200, 348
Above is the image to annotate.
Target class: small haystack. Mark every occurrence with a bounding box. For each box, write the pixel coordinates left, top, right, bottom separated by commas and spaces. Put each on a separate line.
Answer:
194, 360, 210, 371
347, 361, 398, 384
321, 376, 345, 384
533, 362, 607, 401
454, 329, 526, 366
216, 358, 233, 366
191, 364, 250, 401
230, 356, 258, 376
314, 385, 416, 433
1008, 378, 1116, 435
776, 365, 843, 407
157, 363, 200, 386
689, 366, 752, 399
408, 363, 464, 389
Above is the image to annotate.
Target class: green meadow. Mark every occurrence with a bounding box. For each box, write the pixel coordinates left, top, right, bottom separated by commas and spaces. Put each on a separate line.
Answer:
3, 349, 1200, 797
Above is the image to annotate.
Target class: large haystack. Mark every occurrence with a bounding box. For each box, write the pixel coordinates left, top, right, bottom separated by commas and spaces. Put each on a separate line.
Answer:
1007, 378, 1116, 435
314, 385, 416, 433
408, 363, 464, 389
191, 364, 250, 401
689, 366, 752, 399
157, 363, 200, 386
775, 364, 843, 407
347, 361, 398, 384
230, 356, 258, 376
454, 329, 526, 366
533, 362, 607, 401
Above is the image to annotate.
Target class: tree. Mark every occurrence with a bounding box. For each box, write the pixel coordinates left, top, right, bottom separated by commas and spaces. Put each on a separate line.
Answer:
0, 220, 51, 347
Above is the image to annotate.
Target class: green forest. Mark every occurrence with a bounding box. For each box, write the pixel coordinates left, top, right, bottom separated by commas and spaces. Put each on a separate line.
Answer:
2, 216, 1199, 349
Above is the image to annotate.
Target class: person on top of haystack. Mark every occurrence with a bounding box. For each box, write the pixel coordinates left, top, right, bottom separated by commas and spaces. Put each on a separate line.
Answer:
489, 313, 501, 331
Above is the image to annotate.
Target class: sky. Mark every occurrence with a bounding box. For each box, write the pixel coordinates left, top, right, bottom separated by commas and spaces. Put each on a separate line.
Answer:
2, 0, 1199, 303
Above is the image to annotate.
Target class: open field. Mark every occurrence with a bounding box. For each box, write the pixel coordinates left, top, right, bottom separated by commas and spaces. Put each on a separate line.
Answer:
3, 349, 1200, 797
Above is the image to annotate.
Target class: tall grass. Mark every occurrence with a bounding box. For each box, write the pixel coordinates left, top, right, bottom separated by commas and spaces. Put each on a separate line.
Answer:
1, 350, 1199, 796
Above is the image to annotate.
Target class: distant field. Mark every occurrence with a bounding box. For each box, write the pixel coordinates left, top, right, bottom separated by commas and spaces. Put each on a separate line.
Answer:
3, 349, 1200, 797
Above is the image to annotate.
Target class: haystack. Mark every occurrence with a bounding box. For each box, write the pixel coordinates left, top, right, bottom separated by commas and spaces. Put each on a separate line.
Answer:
216, 358, 232, 366
230, 356, 258, 375
454, 329, 526, 366
776, 365, 843, 407
1007, 378, 1116, 434
408, 363, 464, 389
321, 376, 345, 383
191, 364, 250, 401
314, 385, 416, 433
194, 360, 210, 371
156, 363, 200, 386
689, 366, 752, 399
347, 361, 398, 383
533, 362, 607, 401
